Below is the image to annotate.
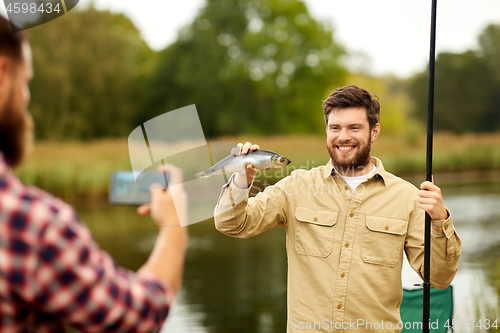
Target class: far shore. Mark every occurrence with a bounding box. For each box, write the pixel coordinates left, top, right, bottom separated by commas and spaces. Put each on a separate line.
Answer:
16, 132, 500, 199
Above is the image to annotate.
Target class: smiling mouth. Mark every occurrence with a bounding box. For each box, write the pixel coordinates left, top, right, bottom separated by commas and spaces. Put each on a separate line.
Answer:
337, 145, 356, 153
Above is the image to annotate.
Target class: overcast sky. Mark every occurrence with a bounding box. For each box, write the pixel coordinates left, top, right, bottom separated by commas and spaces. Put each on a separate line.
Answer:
2, 0, 500, 77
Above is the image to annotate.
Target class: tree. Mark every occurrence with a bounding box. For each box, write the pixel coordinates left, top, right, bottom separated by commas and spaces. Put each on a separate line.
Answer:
141, 0, 347, 138
28, 6, 155, 140
480, 24, 500, 83
408, 23, 500, 134
479, 24, 500, 127
408, 50, 497, 133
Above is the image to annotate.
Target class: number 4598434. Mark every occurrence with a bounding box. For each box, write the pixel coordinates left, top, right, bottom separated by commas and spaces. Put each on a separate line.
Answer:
6, 2, 62, 14
444, 319, 499, 330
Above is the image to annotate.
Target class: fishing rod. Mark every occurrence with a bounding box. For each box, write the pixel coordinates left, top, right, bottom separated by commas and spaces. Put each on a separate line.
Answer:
423, 0, 438, 332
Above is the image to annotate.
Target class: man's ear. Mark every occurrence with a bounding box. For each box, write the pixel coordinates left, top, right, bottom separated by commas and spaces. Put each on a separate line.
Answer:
0, 56, 13, 109
371, 123, 380, 143
0, 56, 12, 82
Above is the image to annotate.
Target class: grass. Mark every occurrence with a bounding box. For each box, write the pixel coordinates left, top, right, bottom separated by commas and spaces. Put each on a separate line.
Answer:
474, 261, 500, 332
14, 132, 500, 198
17, 139, 130, 200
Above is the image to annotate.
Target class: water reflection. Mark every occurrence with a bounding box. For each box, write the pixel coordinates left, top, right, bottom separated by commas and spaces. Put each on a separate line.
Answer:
170, 223, 288, 333
78, 206, 288, 333
442, 183, 500, 260
76, 181, 500, 333
441, 182, 500, 332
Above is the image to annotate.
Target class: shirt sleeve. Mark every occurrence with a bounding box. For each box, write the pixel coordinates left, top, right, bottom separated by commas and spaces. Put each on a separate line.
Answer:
31, 207, 172, 332
405, 201, 462, 290
214, 173, 290, 238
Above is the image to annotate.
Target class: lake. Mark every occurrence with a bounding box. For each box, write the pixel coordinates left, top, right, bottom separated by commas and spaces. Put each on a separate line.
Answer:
77, 179, 500, 333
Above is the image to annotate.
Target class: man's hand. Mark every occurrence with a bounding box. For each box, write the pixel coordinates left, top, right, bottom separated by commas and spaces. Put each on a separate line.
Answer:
232, 142, 260, 189
136, 163, 188, 295
418, 179, 448, 220
137, 164, 187, 227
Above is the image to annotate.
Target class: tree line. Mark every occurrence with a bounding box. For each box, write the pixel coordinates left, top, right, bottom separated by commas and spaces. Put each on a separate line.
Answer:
26, 0, 500, 141
408, 24, 500, 133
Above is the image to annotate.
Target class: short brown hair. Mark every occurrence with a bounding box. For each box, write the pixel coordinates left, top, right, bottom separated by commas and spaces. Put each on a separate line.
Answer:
322, 85, 380, 130
0, 15, 27, 65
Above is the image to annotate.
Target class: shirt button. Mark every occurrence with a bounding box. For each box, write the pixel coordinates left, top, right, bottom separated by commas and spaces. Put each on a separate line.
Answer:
385, 226, 389, 231
350, 213, 354, 217
345, 243, 350, 248
314, 217, 318, 222
340, 272, 345, 278
435, 227, 440, 232
337, 304, 342, 309
345, 186, 349, 190
444, 225, 448, 230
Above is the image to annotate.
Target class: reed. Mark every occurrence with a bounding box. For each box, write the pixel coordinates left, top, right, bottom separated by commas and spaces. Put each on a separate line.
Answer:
17, 139, 130, 198
14, 132, 500, 198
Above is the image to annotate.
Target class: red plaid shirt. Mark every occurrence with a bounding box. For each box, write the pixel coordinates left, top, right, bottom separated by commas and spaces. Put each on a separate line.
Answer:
0, 152, 172, 332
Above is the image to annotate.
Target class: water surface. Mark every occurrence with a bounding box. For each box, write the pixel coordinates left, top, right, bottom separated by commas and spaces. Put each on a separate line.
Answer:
77, 181, 500, 333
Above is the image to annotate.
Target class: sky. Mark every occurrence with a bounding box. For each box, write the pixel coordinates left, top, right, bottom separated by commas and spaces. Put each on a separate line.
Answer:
1, 0, 500, 77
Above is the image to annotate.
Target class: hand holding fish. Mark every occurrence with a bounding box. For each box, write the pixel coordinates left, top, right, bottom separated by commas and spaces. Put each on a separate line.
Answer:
233, 142, 260, 189
194, 141, 291, 189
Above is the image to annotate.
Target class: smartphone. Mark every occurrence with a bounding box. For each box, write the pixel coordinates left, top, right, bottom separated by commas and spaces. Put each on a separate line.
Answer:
109, 171, 168, 205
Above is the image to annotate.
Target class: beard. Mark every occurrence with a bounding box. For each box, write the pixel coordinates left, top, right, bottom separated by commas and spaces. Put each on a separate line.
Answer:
0, 89, 34, 168
327, 138, 372, 176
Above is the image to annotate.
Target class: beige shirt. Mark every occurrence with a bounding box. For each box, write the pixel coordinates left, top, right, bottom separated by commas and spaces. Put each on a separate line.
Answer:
214, 157, 461, 333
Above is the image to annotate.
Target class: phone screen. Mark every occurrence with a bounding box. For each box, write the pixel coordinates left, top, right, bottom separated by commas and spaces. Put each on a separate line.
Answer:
109, 171, 168, 205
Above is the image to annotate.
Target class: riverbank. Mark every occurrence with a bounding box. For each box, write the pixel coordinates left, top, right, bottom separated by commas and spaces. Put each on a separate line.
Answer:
15, 132, 500, 198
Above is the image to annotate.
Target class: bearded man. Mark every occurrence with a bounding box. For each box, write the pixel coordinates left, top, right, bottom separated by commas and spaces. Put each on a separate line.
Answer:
0, 16, 188, 332
214, 85, 461, 333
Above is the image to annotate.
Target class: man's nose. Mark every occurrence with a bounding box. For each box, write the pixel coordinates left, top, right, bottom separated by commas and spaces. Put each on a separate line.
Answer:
338, 128, 351, 142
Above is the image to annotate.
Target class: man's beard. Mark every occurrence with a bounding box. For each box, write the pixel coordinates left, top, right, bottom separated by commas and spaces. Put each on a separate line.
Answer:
0, 90, 34, 168
327, 139, 372, 176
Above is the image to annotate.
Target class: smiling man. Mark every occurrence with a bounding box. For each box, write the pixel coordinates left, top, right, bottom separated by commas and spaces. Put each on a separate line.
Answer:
214, 85, 461, 332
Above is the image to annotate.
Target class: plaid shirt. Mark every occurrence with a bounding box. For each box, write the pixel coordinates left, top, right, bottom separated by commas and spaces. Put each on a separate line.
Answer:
0, 152, 172, 332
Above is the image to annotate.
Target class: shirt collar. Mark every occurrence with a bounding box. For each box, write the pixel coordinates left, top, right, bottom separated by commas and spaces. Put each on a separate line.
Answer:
323, 156, 388, 186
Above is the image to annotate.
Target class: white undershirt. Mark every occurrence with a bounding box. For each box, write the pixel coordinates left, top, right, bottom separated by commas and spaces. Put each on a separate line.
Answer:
340, 164, 377, 192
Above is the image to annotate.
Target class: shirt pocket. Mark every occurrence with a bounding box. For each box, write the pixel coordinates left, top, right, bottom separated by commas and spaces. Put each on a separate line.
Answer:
361, 215, 408, 267
294, 207, 338, 257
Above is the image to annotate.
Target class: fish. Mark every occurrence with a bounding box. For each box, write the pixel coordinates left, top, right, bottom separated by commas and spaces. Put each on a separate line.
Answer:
194, 149, 291, 178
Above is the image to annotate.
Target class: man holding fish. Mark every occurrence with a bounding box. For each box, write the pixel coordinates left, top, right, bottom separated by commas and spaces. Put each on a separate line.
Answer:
213, 85, 461, 333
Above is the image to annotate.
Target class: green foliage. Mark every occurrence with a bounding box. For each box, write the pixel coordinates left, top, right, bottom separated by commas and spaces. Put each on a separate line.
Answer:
479, 24, 500, 128
25, 4, 500, 140
28, 6, 155, 140
480, 24, 500, 84
408, 24, 500, 134
141, 0, 347, 138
